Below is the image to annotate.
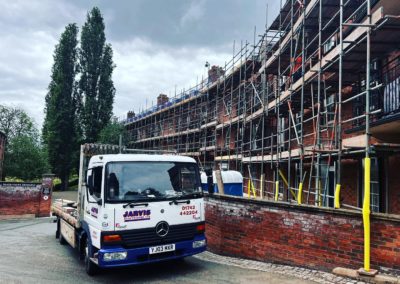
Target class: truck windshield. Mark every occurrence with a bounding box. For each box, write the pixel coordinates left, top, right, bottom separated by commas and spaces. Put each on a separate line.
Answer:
105, 162, 201, 202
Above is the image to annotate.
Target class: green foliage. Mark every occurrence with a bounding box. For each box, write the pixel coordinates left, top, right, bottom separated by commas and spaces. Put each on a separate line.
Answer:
79, 7, 116, 143
98, 119, 128, 145
41, 7, 115, 189
53, 177, 78, 191
0, 105, 36, 143
4, 135, 49, 181
43, 24, 79, 191
0, 105, 48, 180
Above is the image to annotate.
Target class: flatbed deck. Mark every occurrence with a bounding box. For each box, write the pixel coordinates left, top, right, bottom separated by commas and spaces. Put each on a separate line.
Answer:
51, 199, 80, 228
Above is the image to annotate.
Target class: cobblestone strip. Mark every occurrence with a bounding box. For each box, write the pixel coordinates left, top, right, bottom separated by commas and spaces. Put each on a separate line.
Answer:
194, 251, 366, 284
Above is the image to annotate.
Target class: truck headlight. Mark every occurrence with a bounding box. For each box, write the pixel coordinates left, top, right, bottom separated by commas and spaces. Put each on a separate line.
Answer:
103, 251, 127, 261
192, 239, 206, 248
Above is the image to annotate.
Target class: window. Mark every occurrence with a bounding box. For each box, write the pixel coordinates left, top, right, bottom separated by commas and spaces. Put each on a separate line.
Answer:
237, 88, 245, 116
224, 128, 231, 149
186, 115, 190, 125
383, 57, 400, 115
224, 98, 232, 115
318, 162, 335, 207
105, 162, 201, 202
295, 113, 302, 138
277, 117, 286, 150
323, 36, 336, 55
92, 166, 103, 198
325, 94, 336, 124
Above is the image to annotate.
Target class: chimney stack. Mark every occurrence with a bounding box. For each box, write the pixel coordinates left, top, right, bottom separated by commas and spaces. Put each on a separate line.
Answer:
157, 94, 169, 106
208, 65, 225, 83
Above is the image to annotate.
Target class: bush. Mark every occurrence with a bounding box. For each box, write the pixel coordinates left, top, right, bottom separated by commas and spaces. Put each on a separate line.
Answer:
53, 177, 78, 191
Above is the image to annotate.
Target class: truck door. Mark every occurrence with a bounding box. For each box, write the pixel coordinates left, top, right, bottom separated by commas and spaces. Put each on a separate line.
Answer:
85, 166, 104, 248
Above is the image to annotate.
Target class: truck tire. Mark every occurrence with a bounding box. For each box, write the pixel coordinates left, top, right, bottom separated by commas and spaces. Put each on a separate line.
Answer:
55, 218, 60, 239
84, 239, 98, 276
59, 231, 67, 245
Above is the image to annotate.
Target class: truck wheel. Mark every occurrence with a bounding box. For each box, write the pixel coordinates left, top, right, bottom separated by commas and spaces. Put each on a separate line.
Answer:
55, 218, 60, 239
84, 239, 98, 276
59, 231, 67, 245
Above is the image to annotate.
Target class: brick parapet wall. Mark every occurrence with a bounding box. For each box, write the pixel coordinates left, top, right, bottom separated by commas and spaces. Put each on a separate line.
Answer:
205, 194, 400, 274
0, 181, 52, 217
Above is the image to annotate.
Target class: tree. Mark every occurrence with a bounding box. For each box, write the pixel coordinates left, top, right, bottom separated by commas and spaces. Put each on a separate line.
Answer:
98, 119, 128, 145
4, 135, 48, 181
79, 7, 116, 143
0, 105, 47, 180
43, 24, 79, 191
0, 105, 36, 143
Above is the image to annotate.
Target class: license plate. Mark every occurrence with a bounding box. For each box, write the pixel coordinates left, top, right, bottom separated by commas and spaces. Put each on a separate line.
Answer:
149, 244, 175, 254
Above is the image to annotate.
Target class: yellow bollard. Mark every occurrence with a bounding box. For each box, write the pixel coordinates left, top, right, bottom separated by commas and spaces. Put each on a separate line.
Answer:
247, 179, 256, 198
334, 184, 341, 209
363, 157, 371, 272
278, 170, 289, 188
278, 170, 297, 200
275, 181, 279, 201
251, 180, 256, 198
297, 183, 303, 205
247, 179, 251, 199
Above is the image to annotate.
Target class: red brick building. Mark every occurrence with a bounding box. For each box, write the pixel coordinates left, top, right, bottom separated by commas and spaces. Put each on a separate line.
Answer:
125, 0, 400, 216
123, 0, 400, 273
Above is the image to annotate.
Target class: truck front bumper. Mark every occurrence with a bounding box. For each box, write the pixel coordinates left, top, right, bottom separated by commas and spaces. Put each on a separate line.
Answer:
96, 235, 206, 268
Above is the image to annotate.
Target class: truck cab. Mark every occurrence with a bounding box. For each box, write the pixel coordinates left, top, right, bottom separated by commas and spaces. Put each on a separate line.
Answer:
56, 151, 207, 275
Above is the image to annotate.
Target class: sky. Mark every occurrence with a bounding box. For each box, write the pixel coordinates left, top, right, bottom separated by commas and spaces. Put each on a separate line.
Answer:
0, 0, 280, 129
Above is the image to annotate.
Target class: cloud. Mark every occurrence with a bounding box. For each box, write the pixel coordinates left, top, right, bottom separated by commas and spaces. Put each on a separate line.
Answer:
0, 0, 281, 128
0, 0, 85, 127
180, 0, 206, 28
112, 38, 231, 120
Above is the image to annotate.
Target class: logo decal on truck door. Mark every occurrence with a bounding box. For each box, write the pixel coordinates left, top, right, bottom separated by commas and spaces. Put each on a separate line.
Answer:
116, 223, 127, 229
123, 210, 151, 222
91, 207, 98, 218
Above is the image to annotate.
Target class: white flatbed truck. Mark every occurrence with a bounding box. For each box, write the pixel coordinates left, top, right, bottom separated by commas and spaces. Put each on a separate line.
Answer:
52, 144, 206, 275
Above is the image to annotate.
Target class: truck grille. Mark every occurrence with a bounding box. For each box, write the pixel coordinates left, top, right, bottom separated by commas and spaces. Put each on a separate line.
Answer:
118, 222, 202, 249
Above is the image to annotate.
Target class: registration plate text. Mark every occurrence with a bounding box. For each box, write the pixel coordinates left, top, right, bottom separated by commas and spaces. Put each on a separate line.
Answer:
149, 244, 175, 254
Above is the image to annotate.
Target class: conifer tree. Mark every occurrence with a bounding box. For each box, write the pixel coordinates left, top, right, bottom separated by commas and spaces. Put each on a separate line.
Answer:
43, 24, 79, 190
79, 7, 116, 142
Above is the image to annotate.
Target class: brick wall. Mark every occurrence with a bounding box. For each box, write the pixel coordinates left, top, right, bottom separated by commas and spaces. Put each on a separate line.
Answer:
388, 155, 400, 215
205, 194, 400, 273
0, 179, 53, 217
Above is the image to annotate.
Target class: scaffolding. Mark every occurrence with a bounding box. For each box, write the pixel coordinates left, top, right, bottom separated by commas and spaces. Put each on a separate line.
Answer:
125, 0, 400, 214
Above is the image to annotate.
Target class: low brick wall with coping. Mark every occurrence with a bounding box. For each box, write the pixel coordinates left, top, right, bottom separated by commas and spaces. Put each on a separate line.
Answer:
205, 194, 400, 274
0, 175, 54, 218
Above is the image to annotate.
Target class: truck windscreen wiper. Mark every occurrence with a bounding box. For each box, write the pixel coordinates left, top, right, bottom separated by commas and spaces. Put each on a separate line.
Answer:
122, 202, 149, 208
167, 195, 191, 205
167, 192, 201, 205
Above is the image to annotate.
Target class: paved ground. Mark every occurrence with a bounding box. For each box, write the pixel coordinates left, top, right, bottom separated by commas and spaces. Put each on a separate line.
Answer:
52, 189, 78, 201
0, 190, 358, 284
0, 217, 316, 284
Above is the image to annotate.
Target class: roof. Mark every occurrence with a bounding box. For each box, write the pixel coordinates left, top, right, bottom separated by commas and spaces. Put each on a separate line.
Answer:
89, 154, 197, 164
